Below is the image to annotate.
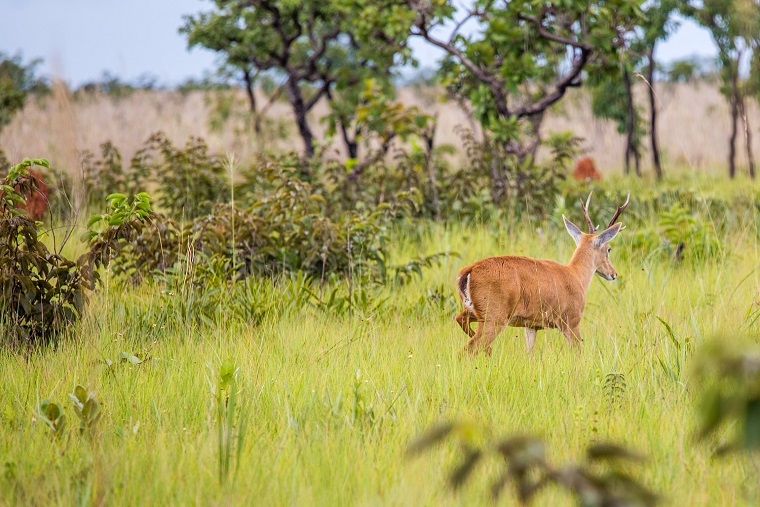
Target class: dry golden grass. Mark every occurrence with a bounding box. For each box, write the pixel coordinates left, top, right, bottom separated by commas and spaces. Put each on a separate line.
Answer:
1, 80, 758, 178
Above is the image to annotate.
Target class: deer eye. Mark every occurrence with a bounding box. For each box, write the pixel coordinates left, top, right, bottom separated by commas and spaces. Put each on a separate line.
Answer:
607, 247, 612, 253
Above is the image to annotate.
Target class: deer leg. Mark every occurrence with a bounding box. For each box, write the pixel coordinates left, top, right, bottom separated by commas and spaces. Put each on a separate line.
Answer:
560, 325, 582, 346
525, 328, 538, 354
465, 319, 505, 356
455, 310, 476, 338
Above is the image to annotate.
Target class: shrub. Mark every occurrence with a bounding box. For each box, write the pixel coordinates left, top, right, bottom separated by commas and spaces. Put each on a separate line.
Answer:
0, 158, 154, 349
0, 159, 88, 347
137, 132, 228, 220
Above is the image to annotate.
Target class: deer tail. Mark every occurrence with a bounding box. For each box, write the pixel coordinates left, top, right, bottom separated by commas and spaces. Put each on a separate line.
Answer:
457, 269, 473, 311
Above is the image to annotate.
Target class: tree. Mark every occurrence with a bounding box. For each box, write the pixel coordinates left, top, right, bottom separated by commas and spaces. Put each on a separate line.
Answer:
589, 67, 645, 176
689, 0, 759, 179
636, 0, 683, 180
0, 53, 47, 132
399, 0, 643, 162
181, 0, 412, 160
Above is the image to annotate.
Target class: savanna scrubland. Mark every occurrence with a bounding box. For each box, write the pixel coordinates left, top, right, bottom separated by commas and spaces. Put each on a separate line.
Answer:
1, 75, 760, 506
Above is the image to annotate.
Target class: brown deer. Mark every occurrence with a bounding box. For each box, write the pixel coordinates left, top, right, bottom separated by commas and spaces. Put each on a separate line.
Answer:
455, 192, 629, 355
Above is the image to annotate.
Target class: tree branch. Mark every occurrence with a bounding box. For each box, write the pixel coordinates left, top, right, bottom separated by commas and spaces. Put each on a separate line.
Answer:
304, 82, 331, 111
345, 134, 396, 183
517, 12, 592, 51
512, 48, 589, 117
410, 16, 497, 88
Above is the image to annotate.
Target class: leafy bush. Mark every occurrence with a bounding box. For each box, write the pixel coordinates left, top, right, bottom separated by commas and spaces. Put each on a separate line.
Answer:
457, 127, 568, 221
0, 159, 89, 347
80, 141, 141, 207
81, 133, 228, 220
0, 158, 154, 349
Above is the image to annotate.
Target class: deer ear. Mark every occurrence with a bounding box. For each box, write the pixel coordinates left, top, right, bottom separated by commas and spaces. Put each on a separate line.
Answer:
595, 222, 623, 246
563, 215, 583, 245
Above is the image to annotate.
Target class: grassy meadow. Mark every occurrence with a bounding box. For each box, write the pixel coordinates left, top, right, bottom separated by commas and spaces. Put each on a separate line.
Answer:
1, 170, 760, 505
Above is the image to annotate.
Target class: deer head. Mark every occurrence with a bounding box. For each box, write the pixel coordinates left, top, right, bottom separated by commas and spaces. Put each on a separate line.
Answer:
562, 192, 630, 281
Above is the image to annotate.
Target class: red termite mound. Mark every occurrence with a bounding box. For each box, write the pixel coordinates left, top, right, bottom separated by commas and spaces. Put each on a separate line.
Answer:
7, 168, 50, 220
572, 156, 603, 182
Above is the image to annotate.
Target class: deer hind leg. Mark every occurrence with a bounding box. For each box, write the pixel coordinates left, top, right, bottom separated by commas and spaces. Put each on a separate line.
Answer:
455, 310, 476, 338
464, 318, 506, 356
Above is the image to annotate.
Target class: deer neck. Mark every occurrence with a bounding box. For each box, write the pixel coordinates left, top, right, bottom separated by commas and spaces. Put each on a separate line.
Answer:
567, 245, 596, 293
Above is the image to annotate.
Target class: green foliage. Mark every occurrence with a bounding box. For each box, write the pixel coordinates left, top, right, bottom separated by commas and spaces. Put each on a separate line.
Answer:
81, 142, 131, 207
407, 422, 658, 505
74, 71, 158, 99
604, 372, 627, 411
590, 70, 645, 142
68, 385, 102, 439
693, 339, 760, 455
82, 192, 155, 273
655, 316, 693, 384
0, 158, 89, 347
667, 59, 701, 83
0, 52, 47, 131
181, 0, 411, 158
37, 399, 66, 440
458, 128, 566, 219
82, 133, 228, 220
656, 203, 722, 262
406, 0, 642, 158
213, 359, 249, 485
0, 156, 155, 349
136, 132, 228, 220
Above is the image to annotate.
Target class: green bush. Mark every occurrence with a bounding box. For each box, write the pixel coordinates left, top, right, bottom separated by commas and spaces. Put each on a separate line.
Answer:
0, 159, 88, 347
0, 158, 153, 349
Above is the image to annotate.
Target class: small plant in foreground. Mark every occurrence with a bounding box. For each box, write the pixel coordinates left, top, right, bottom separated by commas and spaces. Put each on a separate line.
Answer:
604, 372, 627, 412
407, 422, 658, 506
211, 359, 249, 486
693, 339, 760, 455
68, 385, 102, 439
37, 399, 66, 440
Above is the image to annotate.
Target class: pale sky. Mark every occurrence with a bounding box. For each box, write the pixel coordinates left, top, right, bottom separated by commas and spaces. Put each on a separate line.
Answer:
0, 1, 718, 87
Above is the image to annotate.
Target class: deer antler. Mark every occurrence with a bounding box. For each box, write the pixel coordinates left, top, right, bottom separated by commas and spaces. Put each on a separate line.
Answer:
579, 192, 595, 233
607, 191, 631, 228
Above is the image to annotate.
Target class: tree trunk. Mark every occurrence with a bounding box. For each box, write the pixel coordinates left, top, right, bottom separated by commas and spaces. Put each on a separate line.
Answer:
728, 62, 739, 178
646, 48, 663, 180
739, 96, 756, 179
325, 87, 358, 159
242, 69, 261, 135
623, 70, 640, 176
424, 113, 440, 220
285, 77, 315, 158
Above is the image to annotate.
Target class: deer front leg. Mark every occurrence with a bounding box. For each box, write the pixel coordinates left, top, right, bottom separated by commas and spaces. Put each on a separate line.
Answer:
560, 325, 582, 346
524, 328, 538, 354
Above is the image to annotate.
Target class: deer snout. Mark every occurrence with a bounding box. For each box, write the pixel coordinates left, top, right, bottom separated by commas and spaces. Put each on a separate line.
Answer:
596, 269, 617, 281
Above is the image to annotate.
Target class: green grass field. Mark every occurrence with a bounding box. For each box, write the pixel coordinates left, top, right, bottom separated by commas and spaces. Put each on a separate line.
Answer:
2, 175, 760, 506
